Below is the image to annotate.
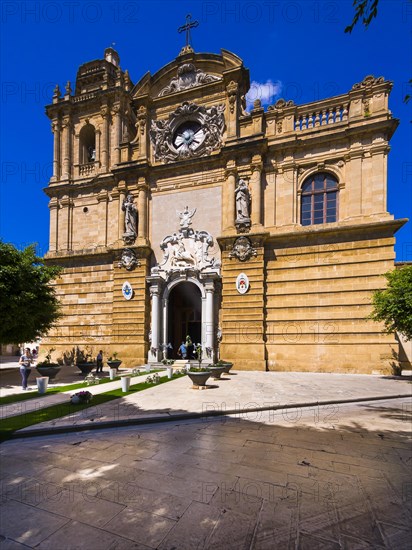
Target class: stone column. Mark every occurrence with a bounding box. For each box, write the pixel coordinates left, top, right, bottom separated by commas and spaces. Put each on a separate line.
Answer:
95, 129, 101, 168
225, 165, 237, 231
204, 280, 215, 361
149, 283, 161, 362
48, 197, 59, 252
251, 156, 263, 227
113, 105, 122, 165
162, 298, 168, 357
61, 116, 71, 180
100, 106, 109, 172
137, 179, 149, 244
51, 121, 61, 181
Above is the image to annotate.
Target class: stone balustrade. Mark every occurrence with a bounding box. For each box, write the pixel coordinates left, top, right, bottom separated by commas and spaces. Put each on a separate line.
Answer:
79, 162, 96, 176
294, 102, 349, 131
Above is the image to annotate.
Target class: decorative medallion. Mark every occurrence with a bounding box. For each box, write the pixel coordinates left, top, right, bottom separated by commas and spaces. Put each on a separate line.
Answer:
150, 101, 225, 163
118, 248, 140, 271
236, 273, 249, 294
229, 236, 257, 262
158, 63, 221, 97
122, 281, 133, 300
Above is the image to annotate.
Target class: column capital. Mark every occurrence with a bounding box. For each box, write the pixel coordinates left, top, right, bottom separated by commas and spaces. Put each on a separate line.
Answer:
117, 180, 127, 192
251, 154, 263, 171
225, 168, 237, 179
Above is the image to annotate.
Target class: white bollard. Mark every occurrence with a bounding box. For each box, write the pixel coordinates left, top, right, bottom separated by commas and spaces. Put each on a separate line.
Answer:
109, 368, 116, 380
121, 376, 131, 392
36, 377, 49, 394
167, 366, 173, 379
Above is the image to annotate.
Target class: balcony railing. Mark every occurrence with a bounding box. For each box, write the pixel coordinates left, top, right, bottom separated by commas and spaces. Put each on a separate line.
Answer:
294, 103, 349, 131
79, 162, 96, 176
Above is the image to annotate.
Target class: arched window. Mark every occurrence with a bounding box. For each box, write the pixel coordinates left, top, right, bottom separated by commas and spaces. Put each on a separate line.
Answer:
79, 124, 96, 164
301, 172, 338, 226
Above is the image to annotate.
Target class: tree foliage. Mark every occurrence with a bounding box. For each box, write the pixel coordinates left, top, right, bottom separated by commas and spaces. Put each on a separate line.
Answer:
345, 0, 411, 104
344, 0, 379, 34
370, 266, 412, 341
0, 242, 62, 344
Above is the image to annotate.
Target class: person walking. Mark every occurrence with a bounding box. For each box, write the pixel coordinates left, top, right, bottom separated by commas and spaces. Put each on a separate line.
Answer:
96, 350, 103, 373
178, 342, 187, 359
19, 347, 33, 390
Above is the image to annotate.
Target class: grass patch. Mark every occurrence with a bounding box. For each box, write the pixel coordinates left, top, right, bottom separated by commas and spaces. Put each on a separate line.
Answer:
0, 374, 185, 442
0, 370, 163, 406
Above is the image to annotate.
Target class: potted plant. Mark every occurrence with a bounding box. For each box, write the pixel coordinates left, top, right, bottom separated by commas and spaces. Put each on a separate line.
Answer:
36, 348, 62, 380
70, 390, 92, 404
63, 348, 75, 366
213, 359, 234, 374
75, 346, 96, 375
208, 363, 226, 379
187, 367, 212, 387
107, 351, 122, 371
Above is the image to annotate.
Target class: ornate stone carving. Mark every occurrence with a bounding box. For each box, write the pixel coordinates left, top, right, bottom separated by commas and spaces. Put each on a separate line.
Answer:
352, 75, 385, 91
158, 63, 221, 97
53, 84, 61, 100
177, 206, 196, 232
122, 194, 137, 245
235, 179, 251, 234
150, 101, 225, 163
229, 236, 257, 262
137, 105, 146, 135
151, 209, 220, 279
226, 80, 238, 114
118, 248, 140, 271
268, 98, 295, 111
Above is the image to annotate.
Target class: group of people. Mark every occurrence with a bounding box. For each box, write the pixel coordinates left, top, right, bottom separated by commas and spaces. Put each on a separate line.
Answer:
177, 341, 201, 360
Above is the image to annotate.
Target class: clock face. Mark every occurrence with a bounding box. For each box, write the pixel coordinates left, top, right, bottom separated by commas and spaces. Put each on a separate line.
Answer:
173, 121, 204, 152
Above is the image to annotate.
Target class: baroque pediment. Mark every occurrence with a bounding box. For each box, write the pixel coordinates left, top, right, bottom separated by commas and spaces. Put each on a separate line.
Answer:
158, 63, 221, 97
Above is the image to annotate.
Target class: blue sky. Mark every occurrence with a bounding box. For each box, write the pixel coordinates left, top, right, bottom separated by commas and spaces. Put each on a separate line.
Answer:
1, 0, 411, 259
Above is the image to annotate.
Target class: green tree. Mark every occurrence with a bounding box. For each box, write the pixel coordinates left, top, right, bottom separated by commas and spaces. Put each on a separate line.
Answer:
370, 266, 412, 341
0, 242, 62, 344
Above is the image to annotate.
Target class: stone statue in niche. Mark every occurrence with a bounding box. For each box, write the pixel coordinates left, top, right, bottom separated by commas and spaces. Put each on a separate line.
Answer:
122, 194, 138, 244
235, 179, 251, 233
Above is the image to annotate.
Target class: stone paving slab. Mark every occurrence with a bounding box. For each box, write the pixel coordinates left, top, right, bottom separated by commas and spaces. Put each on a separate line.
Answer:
0, 398, 411, 549
14, 371, 411, 435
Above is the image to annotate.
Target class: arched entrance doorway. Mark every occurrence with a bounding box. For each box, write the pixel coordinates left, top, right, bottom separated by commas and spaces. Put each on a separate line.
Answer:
167, 282, 201, 358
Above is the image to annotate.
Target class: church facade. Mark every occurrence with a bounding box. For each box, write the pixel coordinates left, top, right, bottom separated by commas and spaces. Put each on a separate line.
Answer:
43, 44, 405, 373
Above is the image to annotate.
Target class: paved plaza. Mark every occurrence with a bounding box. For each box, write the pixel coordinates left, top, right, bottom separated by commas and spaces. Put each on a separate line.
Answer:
0, 364, 411, 549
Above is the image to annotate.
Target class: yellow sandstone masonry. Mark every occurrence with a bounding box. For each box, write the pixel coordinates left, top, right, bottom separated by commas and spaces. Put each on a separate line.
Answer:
42, 46, 408, 373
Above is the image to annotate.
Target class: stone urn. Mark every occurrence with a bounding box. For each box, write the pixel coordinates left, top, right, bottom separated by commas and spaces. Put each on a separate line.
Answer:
208, 366, 226, 379
36, 363, 61, 380
107, 360, 122, 371
76, 362, 96, 375
187, 369, 212, 387
217, 361, 233, 374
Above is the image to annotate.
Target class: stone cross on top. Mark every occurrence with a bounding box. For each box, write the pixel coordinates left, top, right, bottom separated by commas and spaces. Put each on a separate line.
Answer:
178, 14, 199, 54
